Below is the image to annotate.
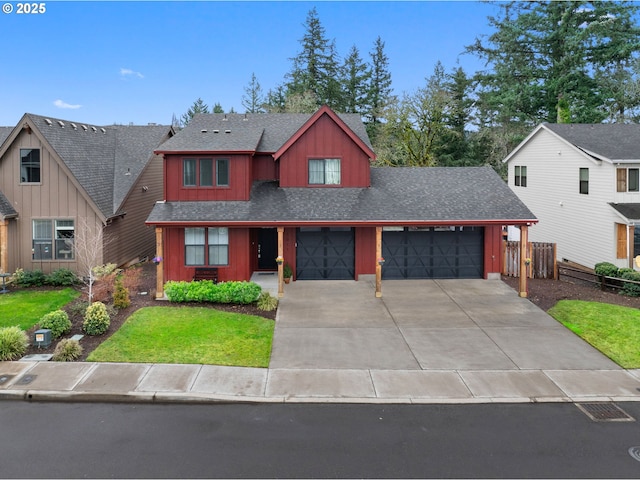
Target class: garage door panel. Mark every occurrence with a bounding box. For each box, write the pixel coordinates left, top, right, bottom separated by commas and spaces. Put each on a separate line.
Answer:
297, 228, 355, 280
383, 228, 483, 279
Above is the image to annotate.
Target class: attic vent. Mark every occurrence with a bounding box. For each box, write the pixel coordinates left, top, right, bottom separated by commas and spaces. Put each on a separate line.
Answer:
225, 129, 231, 134
70, 123, 77, 130
201, 129, 208, 133
44, 118, 52, 126
57, 121, 65, 128
81, 125, 88, 131
243, 114, 248, 121
223, 114, 228, 121
91, 126, 97, 132
213, 129, 219, 134
100, 128, 106, 134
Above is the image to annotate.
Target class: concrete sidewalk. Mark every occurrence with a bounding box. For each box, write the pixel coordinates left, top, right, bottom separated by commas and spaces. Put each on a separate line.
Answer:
2, 278, 640, 404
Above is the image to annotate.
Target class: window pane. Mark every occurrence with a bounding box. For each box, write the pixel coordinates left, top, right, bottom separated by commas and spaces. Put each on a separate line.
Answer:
200, 159, 213, 187
580, 168, 589, 194
55, 220, 74, 260
309, 160, 324, 184
520, 166, 527, 187
32, 219, 52, 260
20, 149, 40, 183
216, 159, 229, 186
514, 166, 520, 186
630, 169, 639, 192
185, 228, 205, 266
325, 159, 341, 184
617, 168, 627, 192
183, 159, 196, 186
185, 227, 205, 245
208, 245, 228, 265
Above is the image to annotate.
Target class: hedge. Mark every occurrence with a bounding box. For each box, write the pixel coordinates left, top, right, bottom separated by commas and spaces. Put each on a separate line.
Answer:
164, 280, 261, 304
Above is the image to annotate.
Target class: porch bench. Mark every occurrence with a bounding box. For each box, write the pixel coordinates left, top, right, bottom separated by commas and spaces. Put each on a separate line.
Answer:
193, 267, 218, 283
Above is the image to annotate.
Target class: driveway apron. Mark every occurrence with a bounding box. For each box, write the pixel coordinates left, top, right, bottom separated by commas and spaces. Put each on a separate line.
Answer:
269, 277, 619, 371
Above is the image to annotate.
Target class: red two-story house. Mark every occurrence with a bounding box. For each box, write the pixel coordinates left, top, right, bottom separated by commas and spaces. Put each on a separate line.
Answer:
146, 105, 537, 297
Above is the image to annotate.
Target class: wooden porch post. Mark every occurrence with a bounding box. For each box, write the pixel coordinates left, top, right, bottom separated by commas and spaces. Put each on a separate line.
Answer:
277, 227, 284, 298
155, 227, 164, 299
0, 220, 7, 273
375, 226, 382, 298
519, 225, 529, 298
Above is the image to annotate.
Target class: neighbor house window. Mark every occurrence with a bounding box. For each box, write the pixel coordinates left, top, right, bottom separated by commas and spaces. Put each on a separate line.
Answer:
183, 158, 228, 187
309, 159, 340, 185
617, 168, 639, 192
32, 219, 74, 260
184, 227, 228, 266
579, 168, 589, 194
514, 165, 527, 187
20, 149, 40, 183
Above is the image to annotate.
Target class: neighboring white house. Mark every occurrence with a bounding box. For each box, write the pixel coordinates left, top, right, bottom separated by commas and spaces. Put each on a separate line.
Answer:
503, 123, 640, 270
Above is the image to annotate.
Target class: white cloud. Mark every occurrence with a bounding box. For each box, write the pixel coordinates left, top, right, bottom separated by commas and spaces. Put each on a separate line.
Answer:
120, 68, 144, 79
53, 99, 82, 110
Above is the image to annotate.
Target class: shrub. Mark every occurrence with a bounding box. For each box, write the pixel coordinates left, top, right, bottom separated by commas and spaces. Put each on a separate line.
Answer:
620, 271, 640, 297
52, 338, 83, 362
45, 268, 80, 286
257, 292, 278, 311
113, 276, 131, 309
83, 301, 110, 335
594, 262, 619, 278
38, 310, 71, 339
69, 300, 90, 318
164, 280, 261, 304
12, 269, 45, 287
92, 263, 118, 279
283, 263, 293, 279
0, 326, 28, 361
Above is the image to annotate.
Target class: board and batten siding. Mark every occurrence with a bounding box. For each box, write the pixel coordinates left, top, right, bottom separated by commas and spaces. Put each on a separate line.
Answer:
0, 127, 103, 274
508, 128, 622, 269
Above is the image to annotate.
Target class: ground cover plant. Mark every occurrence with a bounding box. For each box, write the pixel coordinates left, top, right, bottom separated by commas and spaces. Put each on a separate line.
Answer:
87, 306, 274, 366
548, 300, 640, 368
0, 288, 79, 330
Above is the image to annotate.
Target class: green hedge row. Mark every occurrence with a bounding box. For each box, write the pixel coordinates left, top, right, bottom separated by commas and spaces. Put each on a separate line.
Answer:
164, 280, 262, 304
594, 262, 640, 297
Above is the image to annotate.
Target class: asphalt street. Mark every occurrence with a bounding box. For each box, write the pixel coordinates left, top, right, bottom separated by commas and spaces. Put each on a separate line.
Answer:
2, 401, 640, 478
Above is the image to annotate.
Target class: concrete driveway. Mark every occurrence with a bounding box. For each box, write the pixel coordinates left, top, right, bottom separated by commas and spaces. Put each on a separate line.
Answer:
270, 277, 620, 371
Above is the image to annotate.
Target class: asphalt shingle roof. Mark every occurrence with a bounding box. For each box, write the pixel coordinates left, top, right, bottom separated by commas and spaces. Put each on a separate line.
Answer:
147, 166, 536, 224
0, 190, 17, 219
545, 123, 640, 161
609, 203, 640, 222
0, 127, 12, 147
25, 114, 171, 217
157, 112, 373, 154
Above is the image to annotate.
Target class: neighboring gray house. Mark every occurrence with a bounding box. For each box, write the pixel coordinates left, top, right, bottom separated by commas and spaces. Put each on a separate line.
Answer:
504, 123, 640, 270
0, 113, 173, 274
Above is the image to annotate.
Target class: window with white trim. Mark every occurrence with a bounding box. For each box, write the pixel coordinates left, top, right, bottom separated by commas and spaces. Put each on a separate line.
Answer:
309, 159, 340, 185
617, 168, 639, 192
32, 219, 74, 260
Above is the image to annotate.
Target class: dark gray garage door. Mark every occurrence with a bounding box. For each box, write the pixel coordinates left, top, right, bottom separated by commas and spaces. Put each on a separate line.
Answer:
296, 227, 355, 280
383, 227, 483, 279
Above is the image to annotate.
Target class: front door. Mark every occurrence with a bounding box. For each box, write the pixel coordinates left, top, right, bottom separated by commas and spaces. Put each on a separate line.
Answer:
257, 228, 278, 270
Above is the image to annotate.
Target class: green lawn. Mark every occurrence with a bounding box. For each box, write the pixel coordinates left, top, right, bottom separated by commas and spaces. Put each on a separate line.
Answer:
0, 288, 80, 330
87, 306, 274, 367
548, 300, 640, 368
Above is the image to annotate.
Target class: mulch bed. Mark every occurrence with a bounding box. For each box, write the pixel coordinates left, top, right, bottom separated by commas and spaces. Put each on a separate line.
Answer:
21, 262, 276, 361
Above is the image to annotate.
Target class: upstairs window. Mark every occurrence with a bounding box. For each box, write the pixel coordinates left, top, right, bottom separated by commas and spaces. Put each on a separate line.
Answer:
514, 165, 527, 187
20, 148, 40, 183
617, 168, 639, 192
580, 168, 589, 195
183, 158, 229, 187
309, 159, 340, 185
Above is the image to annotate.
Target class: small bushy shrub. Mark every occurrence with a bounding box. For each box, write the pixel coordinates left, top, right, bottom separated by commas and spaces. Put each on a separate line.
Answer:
620, 271, 640, 297
594, 262, 619, 278
164, 280, 262, 304
69, 300, 90, 318
39, 310, 71, 339
257, 292, 278, 311
45, 268, 80, 286
12, 269, 45, 287
52, 338, 83, 362
0, 326, 28, 361
92, 263, 118, 279
82, 301, 110, 336
113, 276, 131, 309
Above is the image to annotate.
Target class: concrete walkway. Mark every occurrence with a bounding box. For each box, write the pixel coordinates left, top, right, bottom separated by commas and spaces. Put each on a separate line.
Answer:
2, 278, 640, 404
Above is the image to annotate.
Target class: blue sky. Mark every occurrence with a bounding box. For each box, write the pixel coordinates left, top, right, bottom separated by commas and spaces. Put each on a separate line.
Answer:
0, 1, 497, 126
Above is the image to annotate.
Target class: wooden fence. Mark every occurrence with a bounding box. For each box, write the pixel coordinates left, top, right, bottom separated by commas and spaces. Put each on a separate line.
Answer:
503, 241, 557, 279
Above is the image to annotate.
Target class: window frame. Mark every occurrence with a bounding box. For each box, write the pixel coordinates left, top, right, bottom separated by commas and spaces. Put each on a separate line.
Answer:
183, 157, 229, 188
308, 158, 341, 185
617, 167, 639, 192
514, 165, 527, 187
32, 218, 74, 261
20, 148, 41, 184
579, 168, 589, 195
184, 227, 229, 266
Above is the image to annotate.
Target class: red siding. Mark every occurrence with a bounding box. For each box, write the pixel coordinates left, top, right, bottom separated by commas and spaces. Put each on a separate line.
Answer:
355, 227, 376, 277
164, 154, 252, 201
252, 154, 278, 181
278, 113, 371, 188
483, 225, 502, 278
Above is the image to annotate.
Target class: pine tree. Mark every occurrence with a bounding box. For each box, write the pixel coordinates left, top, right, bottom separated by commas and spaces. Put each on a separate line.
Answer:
341, 45, 370, 114
242, 73, 266, 113
180, 98, 210, 126
365, 36, 393, 141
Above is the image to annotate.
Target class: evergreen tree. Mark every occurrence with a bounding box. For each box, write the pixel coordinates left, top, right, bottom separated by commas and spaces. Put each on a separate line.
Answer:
242, 73, 266, 113
212, 102, 224, 114
265, 85, 287, 113
180, 98, 210, 126
341, 45, 370, 114
365, 36, 393, 141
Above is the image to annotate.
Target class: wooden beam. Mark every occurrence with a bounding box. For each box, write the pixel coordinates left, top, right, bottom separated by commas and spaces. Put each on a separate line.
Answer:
375, 226, 382, 297
0, 220, 7, 273
277, 227, 284, 298
519, 225, 528, 297
155, 227, 164, 299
